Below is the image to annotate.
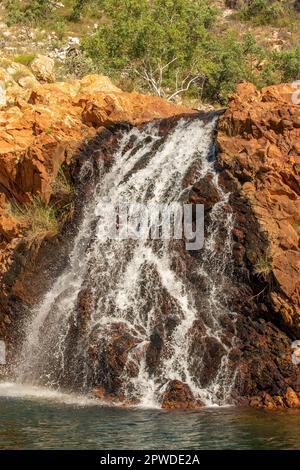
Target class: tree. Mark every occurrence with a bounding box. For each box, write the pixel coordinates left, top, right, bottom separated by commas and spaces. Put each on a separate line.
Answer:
82, 0, 219, 100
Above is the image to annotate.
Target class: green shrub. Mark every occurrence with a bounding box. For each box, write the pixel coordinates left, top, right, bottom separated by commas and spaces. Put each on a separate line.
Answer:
200, 32, 266, 103
57, 49, 98, 80
81, 1, 272, 103
14, 54, 36, 66
271, 46, 300, 82
238, 0, 284, 26
55, 20, 67, 41
5, 0, 55, 26
70, 0, 90, 21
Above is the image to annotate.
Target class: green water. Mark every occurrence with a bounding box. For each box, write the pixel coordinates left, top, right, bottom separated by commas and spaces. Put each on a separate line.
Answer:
0, 383, 300, 450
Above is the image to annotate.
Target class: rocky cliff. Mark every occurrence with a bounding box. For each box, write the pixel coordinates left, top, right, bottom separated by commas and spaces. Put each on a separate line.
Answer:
218, 83, 300, 337
217, 83, 300, 409
0, 73, 300, 409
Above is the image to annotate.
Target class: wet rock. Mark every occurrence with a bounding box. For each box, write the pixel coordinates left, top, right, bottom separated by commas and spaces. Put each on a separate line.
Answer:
249, 392, 276, 410
188, 176, 221, 209
284, 387, 300, 408
189, 334, 227, 388
161, 380, 203, 409
92, 323, 140, 399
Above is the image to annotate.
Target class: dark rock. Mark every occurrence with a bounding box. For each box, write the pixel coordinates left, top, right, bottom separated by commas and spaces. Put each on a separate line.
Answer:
161, 380, 203, 409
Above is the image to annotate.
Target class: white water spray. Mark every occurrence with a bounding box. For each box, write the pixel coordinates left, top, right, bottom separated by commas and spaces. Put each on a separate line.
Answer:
15, 115, 237, 408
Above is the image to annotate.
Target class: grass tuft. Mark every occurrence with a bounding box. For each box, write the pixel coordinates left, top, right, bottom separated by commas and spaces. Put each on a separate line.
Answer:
52, 167, 74, 198
11, 69, 30, 82
8, 196, 59, 243
254, 253, 273, 281
14, 54, 36, 66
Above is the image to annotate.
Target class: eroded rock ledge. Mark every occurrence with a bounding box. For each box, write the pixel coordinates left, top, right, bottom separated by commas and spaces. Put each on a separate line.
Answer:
218, 83, 300, 337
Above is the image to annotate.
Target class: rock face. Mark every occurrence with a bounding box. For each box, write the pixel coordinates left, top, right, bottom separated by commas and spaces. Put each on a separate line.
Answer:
0, 73, 193, 351
217, 83, 300, 408
218, 83, 300, 337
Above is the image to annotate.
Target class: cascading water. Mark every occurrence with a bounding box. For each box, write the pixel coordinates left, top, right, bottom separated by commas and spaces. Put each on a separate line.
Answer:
15, 114, 237, 408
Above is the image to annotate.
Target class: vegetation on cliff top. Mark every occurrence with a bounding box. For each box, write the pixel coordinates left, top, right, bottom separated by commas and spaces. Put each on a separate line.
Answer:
2, 0, 300, 104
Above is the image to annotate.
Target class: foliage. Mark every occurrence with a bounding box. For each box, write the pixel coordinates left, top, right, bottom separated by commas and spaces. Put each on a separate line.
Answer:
4, 0, 55, 26
70, 0, 91, 21
56, 49, 99, 80
254, 254, 273, 281
14, 54, 36, 66
55, 20, 67, 40
238, 0, 284, 26
81, 1, 271, 103
3, 0, 300, 103
8, 197, 59, 242
82, 0, 247, 102
199, 32, 266, 103
82, 0, 217, 70
271, 46, 300, 82
79, 0, 300, 103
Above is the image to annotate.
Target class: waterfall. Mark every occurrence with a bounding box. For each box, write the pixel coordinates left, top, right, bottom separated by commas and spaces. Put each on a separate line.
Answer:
15, 114, 237, 408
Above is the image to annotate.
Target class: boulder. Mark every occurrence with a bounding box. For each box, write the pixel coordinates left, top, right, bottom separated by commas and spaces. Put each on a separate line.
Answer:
79, 74, 121, 94
18, 75, 39, 89
284, 387, 300, 408
31, 55, 55, 83
161, 380, 203, 409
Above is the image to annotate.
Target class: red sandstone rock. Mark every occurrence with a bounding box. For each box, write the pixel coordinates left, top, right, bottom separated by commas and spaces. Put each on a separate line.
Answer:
217, 82, 300, 335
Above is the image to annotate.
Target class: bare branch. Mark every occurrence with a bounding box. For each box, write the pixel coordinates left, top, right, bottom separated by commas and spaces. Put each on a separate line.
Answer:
134, 58, 204, 102
167, 74, 204, 102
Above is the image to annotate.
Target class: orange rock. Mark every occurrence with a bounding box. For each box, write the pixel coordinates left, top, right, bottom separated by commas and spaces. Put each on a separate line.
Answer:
217, 82, 300, 333
284, 387, 300, 408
